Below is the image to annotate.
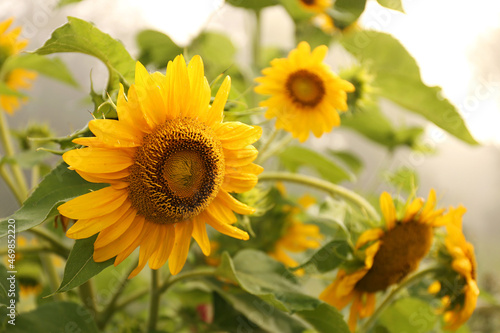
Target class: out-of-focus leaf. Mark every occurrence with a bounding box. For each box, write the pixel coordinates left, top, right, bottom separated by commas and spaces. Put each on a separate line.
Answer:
297, 303, 350, 333
7, 302, 98, 333
1, 54, 78, 87
333, 0, 367, 29
36, 17, 135, 92
384, 167, 419, 194
0, 163, 106, 238
341, 31, 477, 145
278, 0, 314, 22
0, 264, 18, 306
136, 29, 183, 68
377, 0, 404, 13
296, 240, 351, 273
190, 31, 236, 81
57, 0, 83, 7
0, 150, 51, 168
378, 297, 437, 333
0, 81, 25, 97
341, 104, 424, 150
56, 235, 113, 293
279, 145, 354, 183
225, 0, 278, 10
328, 150, 363, 175
295, 21, 333, 49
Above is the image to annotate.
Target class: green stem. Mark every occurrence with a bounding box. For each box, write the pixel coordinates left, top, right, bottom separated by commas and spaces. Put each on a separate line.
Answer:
39, 253, 65, 301
257, 133, 293, 164
251, 9, 262, 108
358, 267, 440, 333
28, 227, 71, 258
0, 244, 56, 256
31, 165, 39, 191
96, 260, 139, 329
258, 172, 380, 221
256, 127, 279, 163
0, 163, 24, 204
146, 269, 161, 332
0, 111, 28, 200
79, 279, 98, 315
158, 267, 215, 295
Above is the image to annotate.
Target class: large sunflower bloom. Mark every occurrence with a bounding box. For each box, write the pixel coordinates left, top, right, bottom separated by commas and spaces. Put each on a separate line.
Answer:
429, 206, 479, 331
320, 190, 447, 331
0, 18, 37, 114
255, 41, 354, 142
58, 55, 262, 278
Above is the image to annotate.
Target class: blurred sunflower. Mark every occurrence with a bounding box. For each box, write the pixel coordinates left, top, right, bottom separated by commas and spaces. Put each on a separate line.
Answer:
298, 0, 332, 14
255, 41, 354, 142
58, 55, 262, 277
320, 190, 449, 331
0, 18, 37, 114
429, 206, 479, 331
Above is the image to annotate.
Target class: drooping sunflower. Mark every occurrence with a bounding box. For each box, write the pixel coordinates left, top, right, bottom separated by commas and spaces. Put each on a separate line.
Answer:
429, 206, 479, 331
320, 190, 449, 331
298, 0, 332, 14
0, 18, 37, 114
58, 55, 262, 278
255, 41, 354, 142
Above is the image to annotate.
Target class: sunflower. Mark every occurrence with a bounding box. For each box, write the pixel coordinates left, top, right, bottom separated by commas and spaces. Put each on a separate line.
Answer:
320, 190, 448, 331
429, 206, 479, 331
58, 55, 262, 278
255, 41, 354, 142
298, 0, 332, 14
0, 18, 37, 115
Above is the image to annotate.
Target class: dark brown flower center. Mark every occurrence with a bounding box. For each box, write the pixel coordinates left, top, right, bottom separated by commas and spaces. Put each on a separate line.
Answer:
355, 222, 434, 293
285, 69, 325, 108
128, 117, 224, 224
300, 0, 316, 6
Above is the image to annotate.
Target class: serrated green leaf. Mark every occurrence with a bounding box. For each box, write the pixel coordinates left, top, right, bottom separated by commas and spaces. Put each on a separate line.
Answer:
7, 302, 98, 332
137, 29, 183, 68
377, 0, 404, 13
0, 81, 26, 97
0, 163, 106, 238
296, 303, 350, 333
279, 145, 354, 183
341, 31, 477, 145
341, 104, 424, 149
297, 240, 351, 273
1, 53, 78, 87
378, 297, 437, 333
56, 235, 114, 293
225, 0, 278, 10
36, 17, 135, 92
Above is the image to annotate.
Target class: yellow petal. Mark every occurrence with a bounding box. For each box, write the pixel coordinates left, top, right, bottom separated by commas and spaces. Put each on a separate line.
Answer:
134, 61, 167, 126
63, 147, 134, 173
93, 207, 137, 248
58, 187, 128, 220
205, 195, 237, 224
216, 122, 262, 150
88, 119, 143, 147
114, 215, 146, 266
202, 211, 249, 240
216, 190, 255, 215
165, 55, 189, 120
149, 224, 175, 269
223, 146, 258, 167
192, 217, 210, 256
205, 76, 230, 126
379, 192, 396, 229
129, 223, 162, 278
168, 220, 194, 275
185, 55, 210, 118
402, 197, 424, 223
355, 228, 384, 249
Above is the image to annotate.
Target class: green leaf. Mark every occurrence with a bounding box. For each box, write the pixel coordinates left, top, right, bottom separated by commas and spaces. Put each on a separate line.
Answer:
0, 264, 18, 307
327, 150, 363, 175
0, 81, 26, 97
278, 0, 314, 22
333, 0, 367, 29
296, 303, 350, 333
378, 297, 437, 333
56, 235, 114, 293
297, 240, 351, 273
36, 17, 135, 92
384, 167, 419, 194
295, 21, 333, 49
377, 0, 405, 13
341, 104, 424, 149
57, 0, 83, 7
7, 302, 98, 332
0, 163, 106, 238
225, 0, 278, 10
1, 53, 78, 87
279, 145, 354, 183
341, 31, 477, 145
136, 29, 183, 68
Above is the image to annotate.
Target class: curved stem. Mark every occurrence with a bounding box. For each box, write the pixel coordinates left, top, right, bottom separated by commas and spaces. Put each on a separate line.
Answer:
28, 227, 71, 258
147, 269, 161, 332
39, 253, 65, 301
0, 163, 24, 204
258, 172, 380, 221
358, 267, 440, 333
158, 267, 216, 295
0, 111, 28, 200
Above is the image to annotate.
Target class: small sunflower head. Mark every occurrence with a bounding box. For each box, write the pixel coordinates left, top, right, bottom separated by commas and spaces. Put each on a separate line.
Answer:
0, 18, 28, 65
430, 206, 479, 330
298, 0, 332, 14
339, 66, 375, 112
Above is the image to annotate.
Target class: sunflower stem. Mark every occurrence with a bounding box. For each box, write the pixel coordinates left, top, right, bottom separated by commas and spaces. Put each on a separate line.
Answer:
158, 267, 216, 295
79, 279, 98, 315
0, 162, 24, 204
147, 269, 161, 332
258, 172, 380, 221
250, 9, 262, 108
28, 226, 71, 258
358, 266, 441, 333
0, 111, 28, 202
39, 253, 65, 301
